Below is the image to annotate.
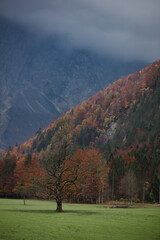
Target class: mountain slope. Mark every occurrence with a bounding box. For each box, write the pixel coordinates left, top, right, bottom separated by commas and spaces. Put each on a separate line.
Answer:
0, 16, 146, 149
17, 60, 160, 155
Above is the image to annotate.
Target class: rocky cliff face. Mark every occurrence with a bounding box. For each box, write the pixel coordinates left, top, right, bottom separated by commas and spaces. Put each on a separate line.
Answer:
0, 17, 146, 149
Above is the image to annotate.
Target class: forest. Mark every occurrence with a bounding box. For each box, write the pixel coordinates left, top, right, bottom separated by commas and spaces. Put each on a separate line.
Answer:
0, 60, 160, 211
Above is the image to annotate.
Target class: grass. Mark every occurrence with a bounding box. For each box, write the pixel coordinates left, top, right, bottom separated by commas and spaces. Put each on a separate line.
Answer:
0, 199, 160, 240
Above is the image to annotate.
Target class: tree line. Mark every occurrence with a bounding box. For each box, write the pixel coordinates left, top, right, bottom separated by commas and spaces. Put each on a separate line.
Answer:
0, 140, 160, 212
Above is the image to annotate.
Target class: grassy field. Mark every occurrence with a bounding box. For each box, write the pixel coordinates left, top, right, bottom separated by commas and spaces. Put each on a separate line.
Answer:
0, 199, 160, 240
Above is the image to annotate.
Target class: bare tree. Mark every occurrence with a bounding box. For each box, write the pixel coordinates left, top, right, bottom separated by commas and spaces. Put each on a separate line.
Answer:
39, 141, 78, 212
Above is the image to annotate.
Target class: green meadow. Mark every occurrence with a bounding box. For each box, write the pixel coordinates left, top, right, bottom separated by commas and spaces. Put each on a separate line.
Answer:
0, 199, 159, 240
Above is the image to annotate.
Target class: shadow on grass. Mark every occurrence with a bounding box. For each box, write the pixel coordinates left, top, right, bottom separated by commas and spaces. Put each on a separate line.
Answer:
4, 209, 98, 215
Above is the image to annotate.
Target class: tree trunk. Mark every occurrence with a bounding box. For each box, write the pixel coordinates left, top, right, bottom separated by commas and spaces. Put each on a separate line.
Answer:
142, 182, 145, 203
130, 172, 133, 204
111, 171, 114, 200
101, 184, 104, 204
23, 195, 26, 206
130, 185, 133, 204
56, 199, 63, 212
98, 188, 101, 204
159, 184, 160, 204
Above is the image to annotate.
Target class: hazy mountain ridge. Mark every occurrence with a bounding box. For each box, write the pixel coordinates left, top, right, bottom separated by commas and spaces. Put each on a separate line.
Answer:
0, 17, 147, 149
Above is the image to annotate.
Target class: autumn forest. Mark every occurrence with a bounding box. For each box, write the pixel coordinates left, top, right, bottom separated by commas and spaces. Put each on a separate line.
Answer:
0, 60, 160, 211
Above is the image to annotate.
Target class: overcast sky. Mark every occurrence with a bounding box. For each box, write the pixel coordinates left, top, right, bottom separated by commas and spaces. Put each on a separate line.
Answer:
0, 0, 160, 62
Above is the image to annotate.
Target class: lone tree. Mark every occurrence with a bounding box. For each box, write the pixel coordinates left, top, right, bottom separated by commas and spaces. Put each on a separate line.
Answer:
39, 140, 78, 212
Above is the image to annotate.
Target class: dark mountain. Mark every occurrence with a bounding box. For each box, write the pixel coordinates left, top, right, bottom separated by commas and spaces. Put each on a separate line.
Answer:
0, 17, 147, 149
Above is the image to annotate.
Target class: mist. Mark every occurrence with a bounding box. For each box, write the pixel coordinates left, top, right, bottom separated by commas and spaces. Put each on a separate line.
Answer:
0, 0, 160, 62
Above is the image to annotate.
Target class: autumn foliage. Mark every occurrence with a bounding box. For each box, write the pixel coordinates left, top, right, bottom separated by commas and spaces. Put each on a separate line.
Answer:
0, 60, 160, 203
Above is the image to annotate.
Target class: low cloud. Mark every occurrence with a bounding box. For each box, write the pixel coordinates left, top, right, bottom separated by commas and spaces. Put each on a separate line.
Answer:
1, 0, 160, 62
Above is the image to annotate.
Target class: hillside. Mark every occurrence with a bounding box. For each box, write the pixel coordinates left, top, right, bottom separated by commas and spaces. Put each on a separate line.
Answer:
19, 60, 160, 155
0, 60, 160, 204
0, 16, 146, 149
